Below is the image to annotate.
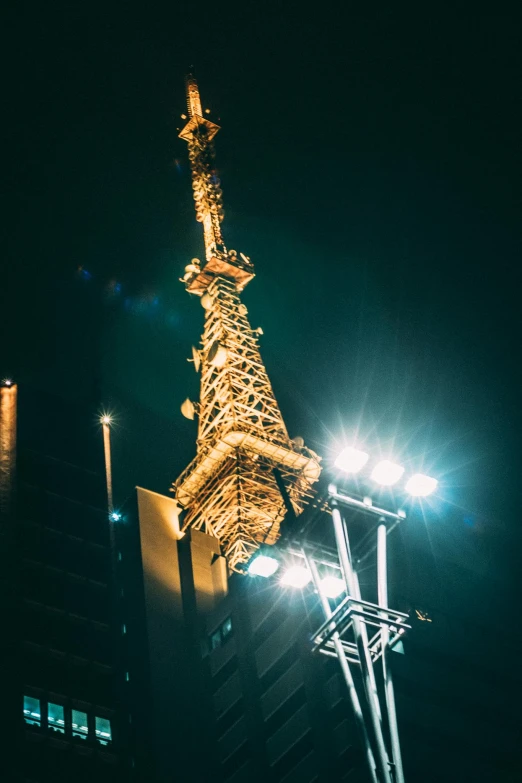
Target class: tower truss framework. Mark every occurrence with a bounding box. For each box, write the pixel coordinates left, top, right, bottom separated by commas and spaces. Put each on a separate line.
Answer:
172, 76, 321, 571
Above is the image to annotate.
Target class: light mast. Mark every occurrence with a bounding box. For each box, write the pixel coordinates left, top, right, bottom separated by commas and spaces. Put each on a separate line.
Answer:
172, 74, 321, 572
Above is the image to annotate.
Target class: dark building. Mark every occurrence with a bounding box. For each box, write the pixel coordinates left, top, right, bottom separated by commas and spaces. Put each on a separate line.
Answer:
1, 382, 134, 783
3, 391, 521, 783
132, 476, 522, 783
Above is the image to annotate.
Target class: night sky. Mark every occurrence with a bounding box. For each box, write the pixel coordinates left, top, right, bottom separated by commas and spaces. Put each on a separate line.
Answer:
3, 7, 522, 578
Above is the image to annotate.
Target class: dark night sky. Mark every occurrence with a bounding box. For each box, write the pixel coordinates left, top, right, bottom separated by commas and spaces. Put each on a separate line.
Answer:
3, 6, 522, 572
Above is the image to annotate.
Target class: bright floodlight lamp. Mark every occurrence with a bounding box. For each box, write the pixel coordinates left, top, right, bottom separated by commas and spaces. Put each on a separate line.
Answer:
110, 511, 122, 522
320, 575, 346, 599
248, 553, 279, 578
371, 460, 405, 486
405, 473, 438, 497
334, 446, 369, 474
3, 378, 13, 387
100, 414, 112, 426
281, 565, 312, 589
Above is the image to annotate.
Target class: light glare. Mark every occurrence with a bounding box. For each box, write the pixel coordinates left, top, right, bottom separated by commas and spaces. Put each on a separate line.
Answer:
320, 575, 346, 598
405, 473, 438, 497
281, 565, 312, 589
100, 415, 112, 426
371, 460, 404, 486
334, 446, 369, 474
248, 554, 279, 578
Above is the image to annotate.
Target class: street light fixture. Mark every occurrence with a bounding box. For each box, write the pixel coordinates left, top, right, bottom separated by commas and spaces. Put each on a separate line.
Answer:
247, 553, 279, 577
371, 459, 405, 486
319, 575, 346, 599
280, 565, 312, 588
405, 473, 438, 497
334, 446, 369, 474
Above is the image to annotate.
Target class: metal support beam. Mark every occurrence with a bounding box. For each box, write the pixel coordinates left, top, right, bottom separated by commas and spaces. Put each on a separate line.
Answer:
377, 519, 405, 783
305, 552, 379, 783
331, 504, 393, 783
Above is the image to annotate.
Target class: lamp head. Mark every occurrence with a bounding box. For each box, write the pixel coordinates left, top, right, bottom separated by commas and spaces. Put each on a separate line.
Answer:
405, 473, 438, 497
371, 460, 404, 486
247, 553, 279, 578
334, 446, 369, 474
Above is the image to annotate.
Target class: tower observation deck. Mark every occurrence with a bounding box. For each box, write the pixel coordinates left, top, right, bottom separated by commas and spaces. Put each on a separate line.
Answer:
172, 75, 321, 572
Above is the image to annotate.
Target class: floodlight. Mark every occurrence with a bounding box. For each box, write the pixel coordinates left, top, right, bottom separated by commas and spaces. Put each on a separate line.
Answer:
110, 511, 122, 522
371, 460, 404, 486
320, 575, 346, 599
100, 415, 112, 426
248, 554, 279, 578
405, 473, 438, 497
281, 565, 312, 589
334, 446, 369, 474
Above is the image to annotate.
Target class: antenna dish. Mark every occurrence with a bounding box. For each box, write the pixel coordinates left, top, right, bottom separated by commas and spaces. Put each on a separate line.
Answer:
208, 341, 228, 368
238, 304, 248, 316
292, 436, 305, 450
181, 398, 195, 420
191, 346, 201, 372
201, 292, 214, 310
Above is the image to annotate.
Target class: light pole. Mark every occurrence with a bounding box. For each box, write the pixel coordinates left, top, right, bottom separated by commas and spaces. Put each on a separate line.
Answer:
247, 447, 437, 783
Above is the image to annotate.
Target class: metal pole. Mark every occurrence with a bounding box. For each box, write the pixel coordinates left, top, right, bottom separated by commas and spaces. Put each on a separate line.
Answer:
331, 503, 392, 783
377, 520, 405, 783
305, 553, 379, 783
102, 420, 114, 514
351, 569, 383, 722
0, 383, 17, 520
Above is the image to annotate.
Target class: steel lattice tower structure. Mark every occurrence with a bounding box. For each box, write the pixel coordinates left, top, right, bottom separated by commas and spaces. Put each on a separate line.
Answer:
172, 75, 321, 572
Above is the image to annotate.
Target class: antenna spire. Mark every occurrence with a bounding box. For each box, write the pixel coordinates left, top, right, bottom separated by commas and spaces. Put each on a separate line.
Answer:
185, 72, 203, 118
173, 76, 321, 571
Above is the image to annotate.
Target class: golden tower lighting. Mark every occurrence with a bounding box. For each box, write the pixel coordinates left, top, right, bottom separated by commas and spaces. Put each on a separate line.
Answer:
172, 74, 321, 572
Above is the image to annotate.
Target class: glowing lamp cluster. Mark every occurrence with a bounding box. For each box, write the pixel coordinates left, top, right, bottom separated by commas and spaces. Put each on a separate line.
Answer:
334, 446, 437, 497
248, 553, 347, 598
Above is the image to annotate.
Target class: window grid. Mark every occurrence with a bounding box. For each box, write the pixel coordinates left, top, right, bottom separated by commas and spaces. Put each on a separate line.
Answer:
23, 695, 112, 747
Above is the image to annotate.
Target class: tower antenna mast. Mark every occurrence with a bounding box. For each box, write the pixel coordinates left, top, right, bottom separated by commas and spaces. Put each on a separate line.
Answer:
173, 74, 321, 572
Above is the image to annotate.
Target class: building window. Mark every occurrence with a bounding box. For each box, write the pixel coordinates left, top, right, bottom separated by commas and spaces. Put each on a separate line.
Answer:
95, 716, 112, 745
221, 616, 233, 639
23, 695, 41, 727
71, 709, 89, 740
48, 702, 65, 733
210, 629, 222, 651
208, 617, 233, 653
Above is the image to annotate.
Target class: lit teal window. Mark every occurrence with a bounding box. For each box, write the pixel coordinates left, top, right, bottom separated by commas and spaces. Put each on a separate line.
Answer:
23, 695, 41, 726
221, 617, 233, 639
48, 702, 65, 733
71, 709, 89, 739
95, 716, 112, 745
209, 629, 221, 651
208, 617, 233, 652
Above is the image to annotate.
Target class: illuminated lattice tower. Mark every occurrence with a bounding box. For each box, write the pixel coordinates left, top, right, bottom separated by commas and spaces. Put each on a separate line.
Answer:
172, 75, 321, 572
